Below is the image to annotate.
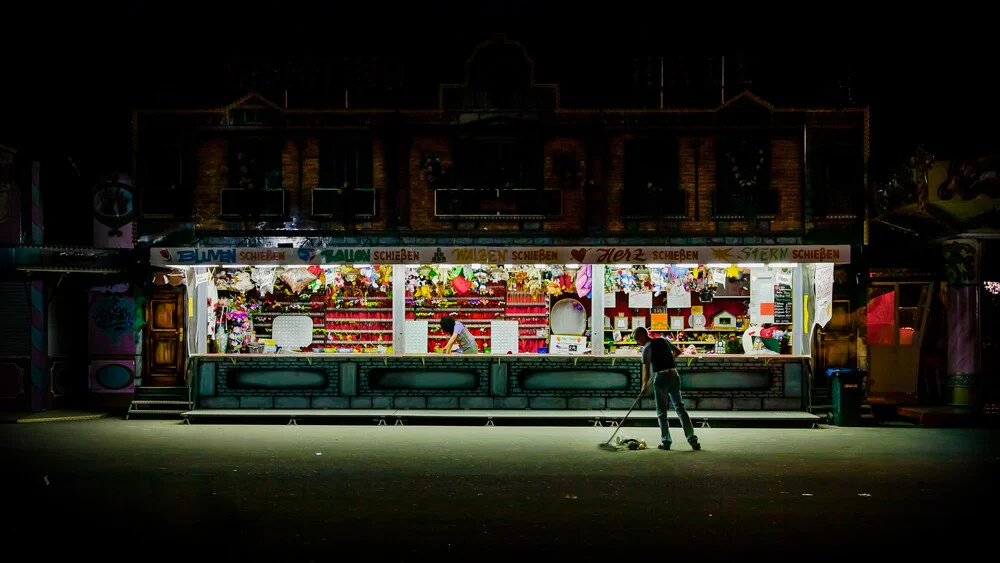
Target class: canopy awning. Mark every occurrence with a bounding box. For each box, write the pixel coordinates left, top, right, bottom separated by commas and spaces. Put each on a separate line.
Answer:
150, 244, 853, 267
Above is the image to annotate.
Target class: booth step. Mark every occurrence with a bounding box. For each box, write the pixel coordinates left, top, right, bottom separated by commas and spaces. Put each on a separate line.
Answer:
125, 409, 187, 419
135, 387, 188, 396
130, 400, 190, 406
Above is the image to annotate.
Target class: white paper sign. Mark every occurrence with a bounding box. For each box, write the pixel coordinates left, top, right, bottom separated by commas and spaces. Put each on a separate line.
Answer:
814, 263, 834, 328
490, 320, 519, 355
628, 291, 653, 309
666, 284, 691, 308
604, 291, 617, 308
750, 268, 774, 324
712, 269, 727, 286
404, 320, 429, 354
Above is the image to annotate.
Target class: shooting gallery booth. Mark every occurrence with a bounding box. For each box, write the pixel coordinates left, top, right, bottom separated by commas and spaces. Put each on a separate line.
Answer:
149, 244, 846, 425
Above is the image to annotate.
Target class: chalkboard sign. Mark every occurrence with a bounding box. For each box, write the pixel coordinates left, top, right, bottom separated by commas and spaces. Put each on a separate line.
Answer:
773, 283, 793, 325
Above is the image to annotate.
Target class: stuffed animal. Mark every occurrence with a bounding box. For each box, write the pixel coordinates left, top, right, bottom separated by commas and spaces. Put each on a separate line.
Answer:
575, 264, 592, 298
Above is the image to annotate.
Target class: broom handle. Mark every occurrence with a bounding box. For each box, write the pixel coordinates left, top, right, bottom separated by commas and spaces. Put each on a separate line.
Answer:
605, 381, 648, 445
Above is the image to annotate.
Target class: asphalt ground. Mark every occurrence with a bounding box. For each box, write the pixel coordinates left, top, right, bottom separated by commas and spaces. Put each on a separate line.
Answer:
3, 419, 997, 562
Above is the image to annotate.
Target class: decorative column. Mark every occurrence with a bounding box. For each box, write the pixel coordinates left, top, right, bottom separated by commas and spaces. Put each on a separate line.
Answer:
29, 162, 47, 411
30, 279, 47, 411
392, 266, 406, 353
943, 239, 981, 407
591, 265, 605, 356
792, 265, 805, 356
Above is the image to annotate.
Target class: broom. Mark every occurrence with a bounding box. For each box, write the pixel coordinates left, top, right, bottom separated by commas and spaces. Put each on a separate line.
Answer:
598, 381, 648, 452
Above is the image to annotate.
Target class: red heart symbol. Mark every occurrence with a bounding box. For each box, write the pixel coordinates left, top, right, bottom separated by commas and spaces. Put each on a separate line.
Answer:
159, 249, 170, 259
570, 248, 588, 262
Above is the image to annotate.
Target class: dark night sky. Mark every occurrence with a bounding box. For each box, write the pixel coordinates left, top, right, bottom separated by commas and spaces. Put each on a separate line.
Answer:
3, 2, 996, 182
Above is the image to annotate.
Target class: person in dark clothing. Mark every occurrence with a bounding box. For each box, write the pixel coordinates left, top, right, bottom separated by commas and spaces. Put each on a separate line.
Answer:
633, 327, 701, 451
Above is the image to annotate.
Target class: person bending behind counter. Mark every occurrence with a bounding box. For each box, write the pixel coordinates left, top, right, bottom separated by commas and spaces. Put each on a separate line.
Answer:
440, 315, 479, 354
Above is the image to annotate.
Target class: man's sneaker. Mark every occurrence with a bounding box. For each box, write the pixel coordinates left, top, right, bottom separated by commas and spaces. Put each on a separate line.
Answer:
657, 443, 670, 450
689, 438, 701, 451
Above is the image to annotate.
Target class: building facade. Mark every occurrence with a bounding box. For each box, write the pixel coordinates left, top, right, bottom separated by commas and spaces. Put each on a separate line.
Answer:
135, 40, 867, 248
132, 37, 868, 417
0, 143, 138, 413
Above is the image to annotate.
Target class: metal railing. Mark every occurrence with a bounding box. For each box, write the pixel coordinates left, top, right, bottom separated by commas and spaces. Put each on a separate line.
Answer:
434, 188, 562, 220
220, 188, 288, 219
311, 188, 377, 218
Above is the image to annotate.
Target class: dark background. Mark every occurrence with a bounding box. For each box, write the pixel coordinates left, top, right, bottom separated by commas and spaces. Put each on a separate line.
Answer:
2, 2, 996, 189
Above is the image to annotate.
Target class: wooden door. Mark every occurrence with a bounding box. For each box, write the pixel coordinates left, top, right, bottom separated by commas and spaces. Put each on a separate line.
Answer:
145, 288, 185, 386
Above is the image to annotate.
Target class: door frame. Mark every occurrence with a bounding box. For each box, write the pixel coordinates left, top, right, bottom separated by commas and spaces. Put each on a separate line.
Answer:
144, 286, 187, 387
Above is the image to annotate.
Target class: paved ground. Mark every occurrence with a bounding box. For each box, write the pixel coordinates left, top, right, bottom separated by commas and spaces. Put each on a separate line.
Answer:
3, 419, 998, 561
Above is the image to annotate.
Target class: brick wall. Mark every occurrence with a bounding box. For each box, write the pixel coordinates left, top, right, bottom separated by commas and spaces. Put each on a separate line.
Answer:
605, 135, 626, 232
406, 136, 588, 233
686, 136, 716, 232
770, 137, 803, 232
196, 355, 802, 411
301, 138, 320, 226
371, 136, 389, 231
542, 137, 586, 232
191, 130, 806, 236
194, 135, 390, 232
194, 137, 227, 230
604, 135, 803, 235
282, 139, 300, 220
409, 137, 449, 231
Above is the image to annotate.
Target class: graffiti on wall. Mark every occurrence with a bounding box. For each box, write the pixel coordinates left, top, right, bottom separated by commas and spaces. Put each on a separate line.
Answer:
943, 239, 980, 286
88, 294, 136, 355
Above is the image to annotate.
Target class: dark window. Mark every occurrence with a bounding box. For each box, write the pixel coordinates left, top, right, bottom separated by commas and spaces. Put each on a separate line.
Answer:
320, 139, 373, 190
140, 135, 191, 217
0, 158, 12, 184
228, 138, 282, 191
715, 135, 775, 217
0, 282, 29, 357
811, 131, 863, 218
232, 110, 262, 125
453, 138, 543, 191
623, 138, 684, 217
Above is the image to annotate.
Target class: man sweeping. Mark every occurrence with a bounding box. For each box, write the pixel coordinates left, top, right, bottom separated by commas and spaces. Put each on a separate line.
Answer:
632, 327, 701, 451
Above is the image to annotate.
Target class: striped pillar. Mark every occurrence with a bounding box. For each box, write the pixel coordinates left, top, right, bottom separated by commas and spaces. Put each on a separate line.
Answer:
30, 161, 46, 410
30, 279, 47, 411
31, 161, 42, 244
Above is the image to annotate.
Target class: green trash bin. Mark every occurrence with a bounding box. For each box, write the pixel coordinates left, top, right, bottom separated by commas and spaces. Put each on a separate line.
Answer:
827, 368, 866, 426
